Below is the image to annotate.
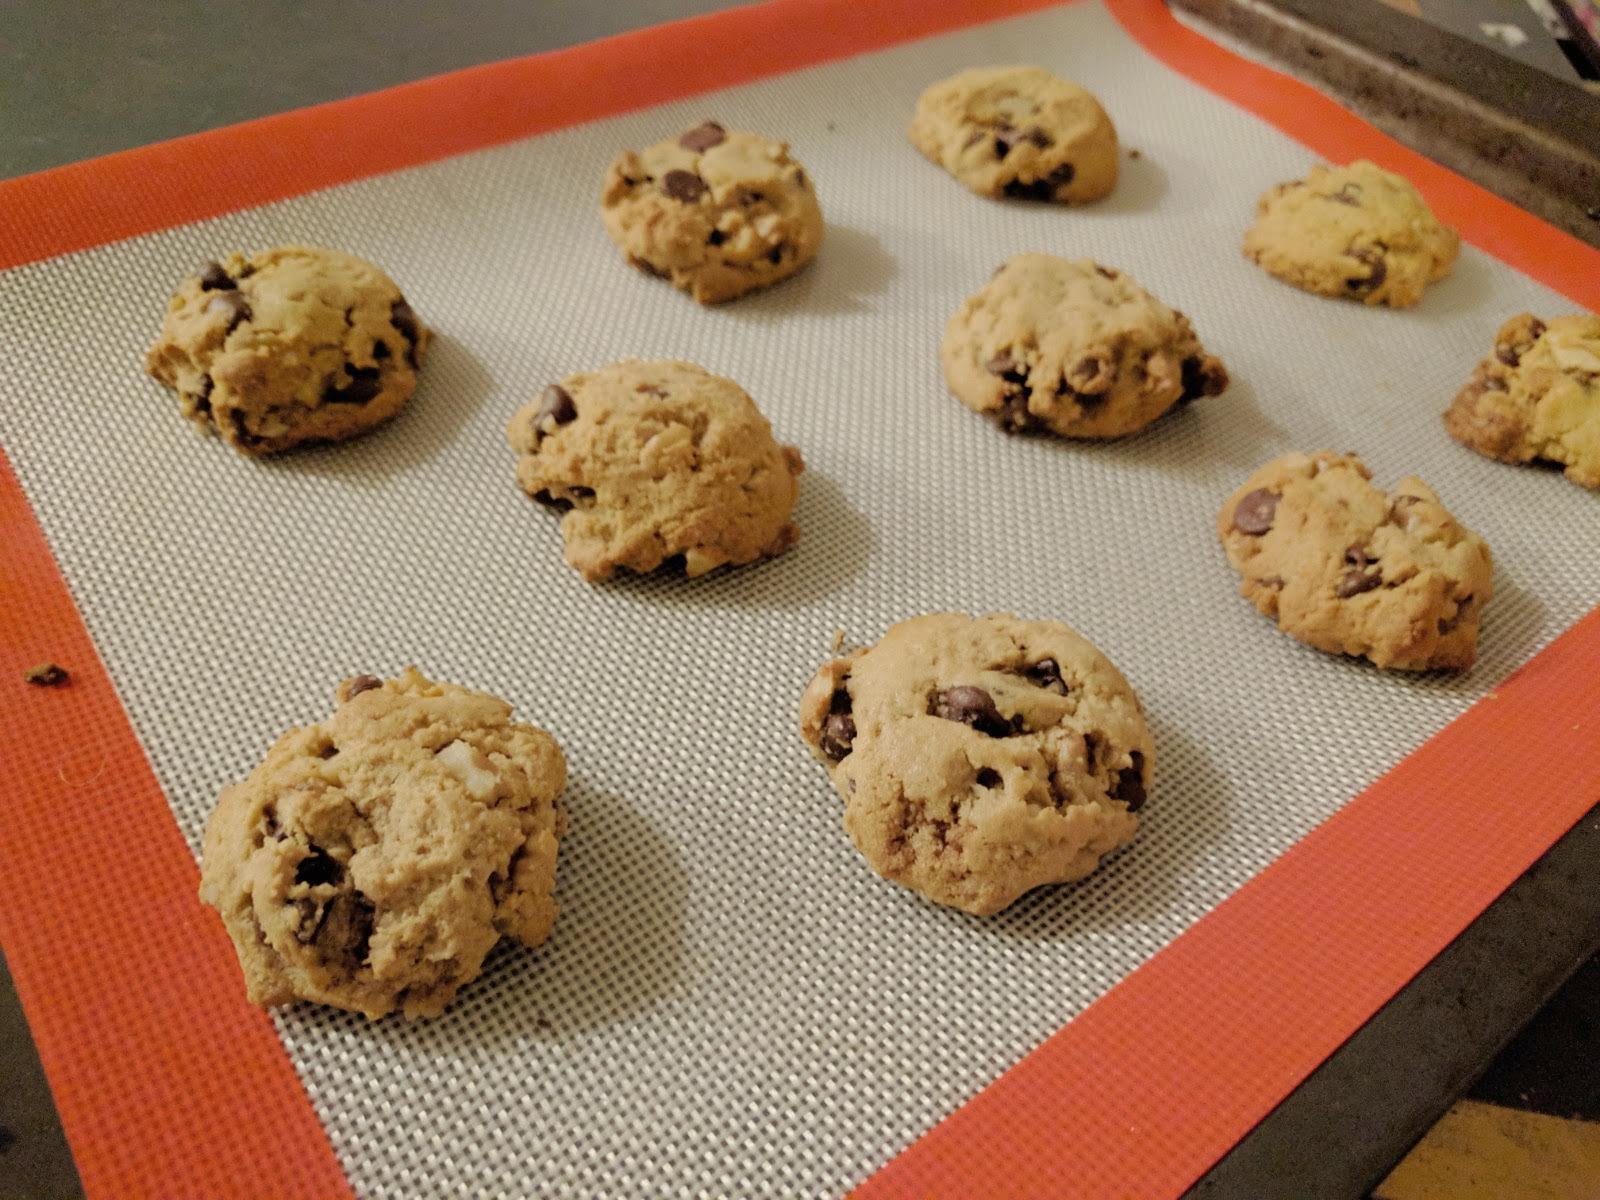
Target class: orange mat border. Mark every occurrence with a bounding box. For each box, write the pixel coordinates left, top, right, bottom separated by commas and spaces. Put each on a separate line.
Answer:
0, 0, 1596, 1197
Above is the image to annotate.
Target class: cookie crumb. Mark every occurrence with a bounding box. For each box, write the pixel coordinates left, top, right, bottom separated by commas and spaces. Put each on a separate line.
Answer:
24, 662, 69, 687
1127, 147, 1142, 159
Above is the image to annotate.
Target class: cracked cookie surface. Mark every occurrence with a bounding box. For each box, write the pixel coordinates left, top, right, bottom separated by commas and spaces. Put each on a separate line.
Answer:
941, 253, 1227, 437
799, 612, 1151, 916
198, 668, 566, 1020
507, 359, 804, 581
601, 121, 823, 304
145, 244, 429, 454
1218, 452, 1494, 670
1445, 313, 1600, 491
1242, 161, 1458, 307
908, 66, 1118, 204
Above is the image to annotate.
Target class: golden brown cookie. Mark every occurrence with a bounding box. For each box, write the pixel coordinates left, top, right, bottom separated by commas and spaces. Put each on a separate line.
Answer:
1217, 452, 1494, 670
799, 612, 1151, 916
1445, 313, 1600, 491
145, 245, 428, 454
506, 359, 804, 581
601, 121, 823, 304
941, 254, 1227, 437
908, 66, 1118, 204
198, 669, 567, 1020
1242, 161, 1458, 307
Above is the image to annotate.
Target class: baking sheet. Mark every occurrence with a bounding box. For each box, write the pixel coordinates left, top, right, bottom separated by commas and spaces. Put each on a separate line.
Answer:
0, 2, 1595, 1196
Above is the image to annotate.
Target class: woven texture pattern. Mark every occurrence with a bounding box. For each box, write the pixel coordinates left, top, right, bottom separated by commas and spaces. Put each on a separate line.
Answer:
0, 4, 1594, 1196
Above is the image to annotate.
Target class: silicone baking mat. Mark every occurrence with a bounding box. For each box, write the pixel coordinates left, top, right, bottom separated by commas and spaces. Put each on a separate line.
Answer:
2, 1, 1598, 1197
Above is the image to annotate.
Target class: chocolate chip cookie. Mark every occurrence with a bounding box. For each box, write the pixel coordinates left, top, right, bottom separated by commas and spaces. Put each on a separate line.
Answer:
601, 121, 823, 303
506, 359, 805, 581
941, 254, 1228, 437
1242, 161, 1459, 307
198, 669, 567, 1020
1445, 314, 1600, 491
145, 245, 428, 454
1218, 452, 1494, 670
909, 66, 1118, 204
799, 612, 1152, 916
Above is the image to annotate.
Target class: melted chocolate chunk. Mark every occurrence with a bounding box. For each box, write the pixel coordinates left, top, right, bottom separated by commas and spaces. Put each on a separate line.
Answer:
199, 261, 236, 291
661, 170, 708, 202
1112, 751, 1147, 812
678, 121, 726, 153
1232, 488, 1279, 536
929, 686, 1012, 737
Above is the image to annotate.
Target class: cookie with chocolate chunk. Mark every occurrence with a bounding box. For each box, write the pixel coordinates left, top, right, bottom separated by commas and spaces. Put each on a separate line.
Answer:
941, 253, 1227, 437
146, 245, 428, 454
198, 669, 566, 1020
1243, 161, 1458, 307
908, 66, 1118, 204
799, 612, 1152, 916
1446, 313, 1600, 491
507, 359, 804, 581
601, 121, 823, 303
1217, 452, 1493, 670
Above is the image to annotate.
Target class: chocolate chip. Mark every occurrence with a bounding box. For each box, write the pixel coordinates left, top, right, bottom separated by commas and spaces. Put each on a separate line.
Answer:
372, 340, 390, 361
226, 409, 263, 450
707, 229, 726, 246
262, 807, 281, 835
314, 891, 376, 965
295, 849, 343, 887
193, 375, 214, 417
1022, 658, 1068, 695
23, 662, 68, 687
794, 168, 808, 189
678, 121, 726, 152
1232, 488, 1279, 536
1343, 544, 1377, 570
976, 768, 1002, 788
1083, 732, 1102, 774
346, 674, 382, 699
1336, 569, 1382, 598
1496, 318, 1547, 367
390, 299, 421, 367
661, 169, 708, 202
766, 243, 784, 264
821, 712, 856, 761
537, 384, 577, 428
1094, 264, 1119, 280
1112, 751, 1146, 812
324, 366, 382, 405
1180, 355, 1228, 402
206, 291, 251, 333
199, 261, 236, 291
986, 352, 1024, 379
999, 391, 1038, 434
1345, 247, 1388, 295
1002, 162, 1075, 201
532, 486, 594, 511
993, 125, 1019, 157
929, 686, 1012, 737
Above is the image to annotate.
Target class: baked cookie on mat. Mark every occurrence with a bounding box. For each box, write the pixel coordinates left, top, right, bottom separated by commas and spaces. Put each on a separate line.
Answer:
1217, 452, 1493, 671
198, 669, 567, 1020
146, 245, 428, 455
909, 66, 1118, 204
1445, 313, 1600, 491
601, 121, 823, 303
799, 612, 1152, 916
1242, 161, 1458, 307
941, 253, 1228, 437
507, 359, 805, 581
